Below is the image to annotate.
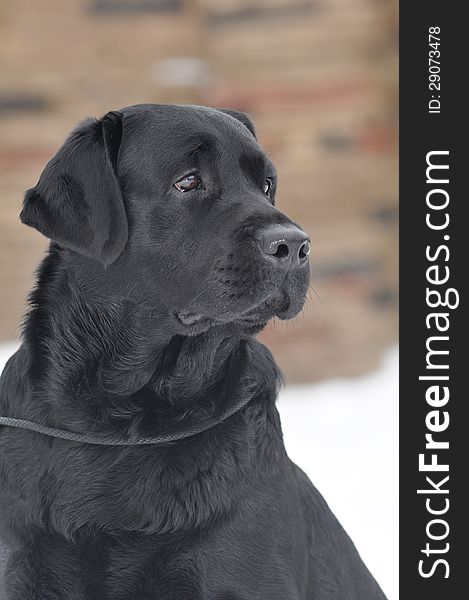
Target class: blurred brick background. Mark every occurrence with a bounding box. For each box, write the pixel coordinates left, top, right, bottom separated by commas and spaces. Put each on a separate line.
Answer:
0, 0, 397, 383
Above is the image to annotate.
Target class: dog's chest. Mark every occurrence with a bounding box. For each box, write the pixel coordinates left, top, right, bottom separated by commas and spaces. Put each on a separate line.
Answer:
20, 515, 306, 600
106, 507, 305, 600
79, 537, 304, 600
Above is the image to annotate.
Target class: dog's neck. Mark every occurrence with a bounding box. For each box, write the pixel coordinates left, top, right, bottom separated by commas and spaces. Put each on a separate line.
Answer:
21, 248, 280, 434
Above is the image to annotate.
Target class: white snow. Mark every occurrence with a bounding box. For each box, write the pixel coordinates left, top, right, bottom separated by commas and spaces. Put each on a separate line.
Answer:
0, 342, 398, 598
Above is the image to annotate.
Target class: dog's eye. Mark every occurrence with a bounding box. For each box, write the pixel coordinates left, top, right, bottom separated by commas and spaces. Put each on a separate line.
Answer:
264, 178, 273, 196
174, 174, 202, 193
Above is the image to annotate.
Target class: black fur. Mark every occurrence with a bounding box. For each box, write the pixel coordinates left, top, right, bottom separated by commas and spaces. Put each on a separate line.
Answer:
0, 104, 386, 599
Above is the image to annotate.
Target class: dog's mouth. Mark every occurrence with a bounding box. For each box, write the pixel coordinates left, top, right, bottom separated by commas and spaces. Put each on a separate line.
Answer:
176, 311, 216, 327
175, 292, 296, 335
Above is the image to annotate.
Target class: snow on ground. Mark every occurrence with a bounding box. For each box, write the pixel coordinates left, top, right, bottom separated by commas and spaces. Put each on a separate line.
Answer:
0, 342, 398, 598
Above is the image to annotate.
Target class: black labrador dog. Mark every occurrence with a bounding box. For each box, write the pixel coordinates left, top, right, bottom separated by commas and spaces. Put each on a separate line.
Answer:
0, 104, 386, 599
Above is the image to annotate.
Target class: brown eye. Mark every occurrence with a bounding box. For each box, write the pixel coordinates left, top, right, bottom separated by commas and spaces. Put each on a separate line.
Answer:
264, 178, 273, 195
174, 174, 202, 193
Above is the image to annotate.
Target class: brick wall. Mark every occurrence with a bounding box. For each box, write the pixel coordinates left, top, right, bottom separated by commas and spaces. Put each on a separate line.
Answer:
0, 0, 398, 382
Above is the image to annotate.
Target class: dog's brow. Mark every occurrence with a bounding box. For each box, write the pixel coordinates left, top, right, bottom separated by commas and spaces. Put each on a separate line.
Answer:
187, 135, 216, 159
239, 152, 272, 184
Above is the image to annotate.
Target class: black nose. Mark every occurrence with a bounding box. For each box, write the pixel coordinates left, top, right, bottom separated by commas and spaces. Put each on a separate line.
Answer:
259, 224, 310, 268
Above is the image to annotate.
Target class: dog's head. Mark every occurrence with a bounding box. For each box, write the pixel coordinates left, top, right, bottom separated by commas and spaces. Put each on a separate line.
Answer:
21, 104, 310, 335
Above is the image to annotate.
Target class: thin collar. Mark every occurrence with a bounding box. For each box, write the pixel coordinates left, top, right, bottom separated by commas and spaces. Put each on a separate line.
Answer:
0, 394, 251, 446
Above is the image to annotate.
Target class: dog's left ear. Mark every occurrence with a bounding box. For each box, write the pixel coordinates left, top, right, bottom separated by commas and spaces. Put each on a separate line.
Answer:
20, 111, 128, 267
218, 109, 257, 139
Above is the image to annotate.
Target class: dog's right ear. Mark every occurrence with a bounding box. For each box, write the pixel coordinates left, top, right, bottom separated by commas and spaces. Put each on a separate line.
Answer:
218, 109, 257, 139
20, 111, 128, 267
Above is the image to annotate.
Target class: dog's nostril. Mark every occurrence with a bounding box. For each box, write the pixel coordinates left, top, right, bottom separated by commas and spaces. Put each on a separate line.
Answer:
273, 243, 289, 260
298, 241, 310, 260
260, 224, 309, 268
